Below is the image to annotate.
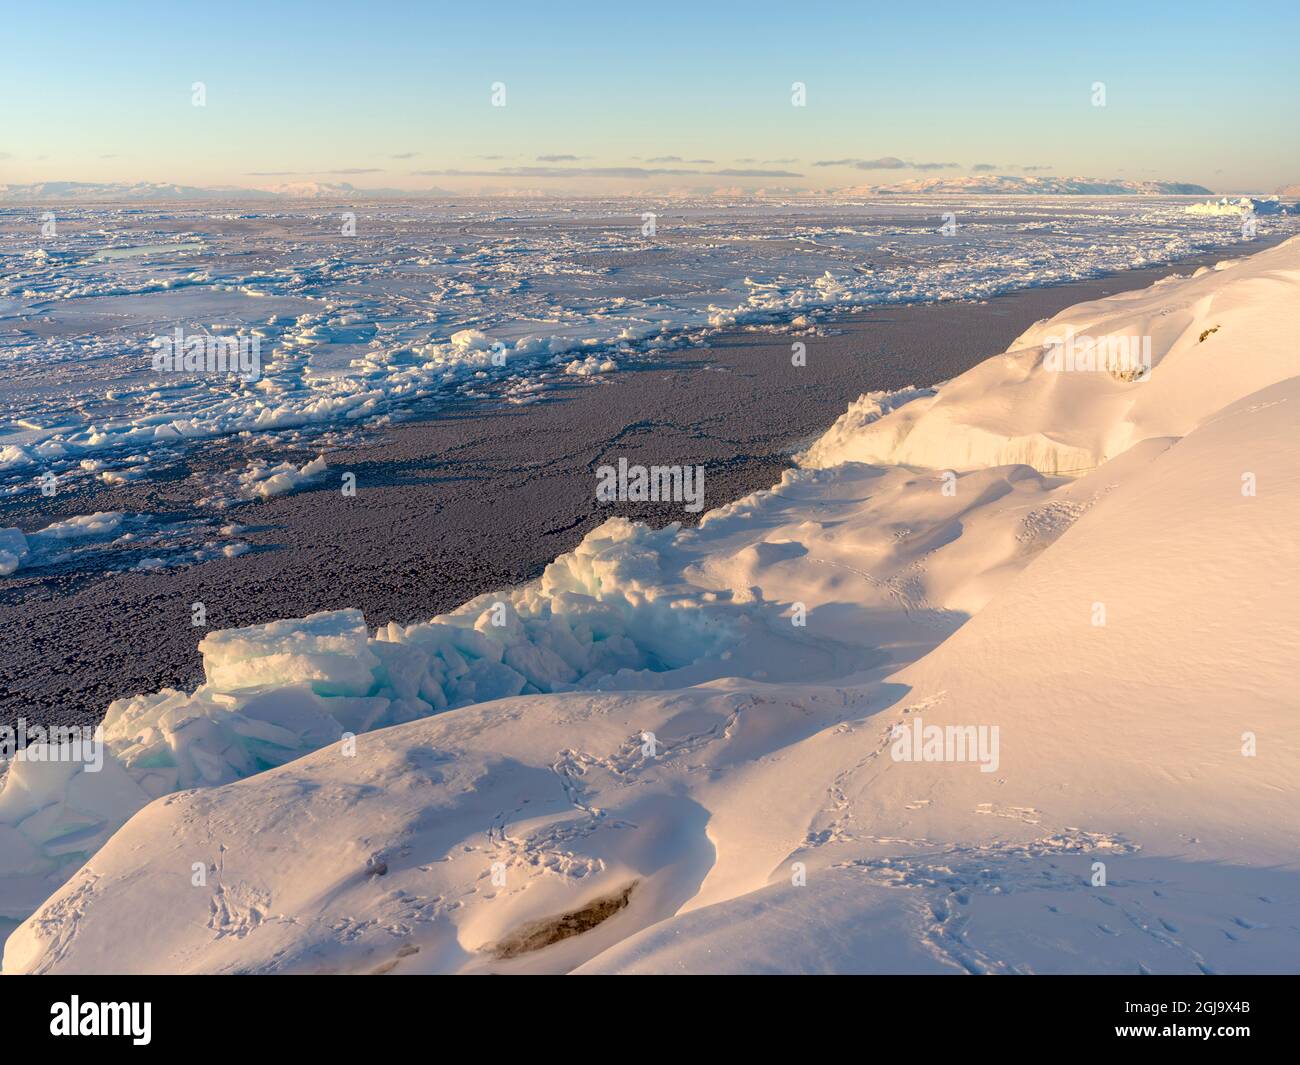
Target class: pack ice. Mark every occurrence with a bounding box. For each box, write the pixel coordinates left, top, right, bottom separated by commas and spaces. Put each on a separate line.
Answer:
4, 199, 1291, 502
3, 238, 1299, 974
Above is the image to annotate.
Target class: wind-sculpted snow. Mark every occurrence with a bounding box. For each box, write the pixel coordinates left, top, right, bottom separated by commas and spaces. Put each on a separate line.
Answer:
801, 238, 1300, 474
2, 198, 1292, 501
4, 235, 1300, 975
0, 445, 1109, 923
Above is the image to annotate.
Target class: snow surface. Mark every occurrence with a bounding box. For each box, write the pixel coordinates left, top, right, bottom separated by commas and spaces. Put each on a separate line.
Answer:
3, 237, 1299, 974
800, 245, 1300, 475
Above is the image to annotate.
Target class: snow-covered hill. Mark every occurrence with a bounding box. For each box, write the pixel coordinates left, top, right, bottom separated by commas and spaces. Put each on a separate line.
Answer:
3, 176, 1222, 203
0, 180, 412, 202
4, 239, 1299, 975
854, 175, 1213, 196
0, 181, 270, 202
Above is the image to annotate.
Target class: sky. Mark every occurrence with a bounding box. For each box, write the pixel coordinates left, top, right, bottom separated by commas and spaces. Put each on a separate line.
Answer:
2, 0, 1298, 196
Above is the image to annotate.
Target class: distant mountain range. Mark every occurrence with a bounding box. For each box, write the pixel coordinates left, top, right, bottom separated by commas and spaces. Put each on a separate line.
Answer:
0, 180, 421, 202
2, 175, 1275, 202
852, 175, 1215, 196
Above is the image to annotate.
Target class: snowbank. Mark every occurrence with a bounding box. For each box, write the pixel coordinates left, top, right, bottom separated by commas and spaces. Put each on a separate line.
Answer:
800, 237, 1300, 474
0, 454, 1109, 921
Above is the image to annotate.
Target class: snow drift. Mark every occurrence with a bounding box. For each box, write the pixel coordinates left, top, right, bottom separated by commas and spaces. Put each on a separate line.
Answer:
800, 243, 1300, 474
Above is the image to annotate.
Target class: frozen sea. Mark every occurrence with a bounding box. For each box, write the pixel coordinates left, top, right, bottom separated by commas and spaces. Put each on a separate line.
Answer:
2, 195, 1290, 500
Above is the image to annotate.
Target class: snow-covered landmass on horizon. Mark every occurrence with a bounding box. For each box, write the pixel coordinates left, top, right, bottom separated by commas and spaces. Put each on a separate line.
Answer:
4, 234, 1297, 975
858, 175, 1215, 196
0, 175, 1224, 202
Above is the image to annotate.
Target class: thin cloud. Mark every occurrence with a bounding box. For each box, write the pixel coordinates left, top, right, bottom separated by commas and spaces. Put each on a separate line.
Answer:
711, 168, 800, 177
812, 156, 957, 171
972, 163, 998, 172
244, 168, 385, 176
536, 154, 581, 162
413, 165, 802, 179
390, 152, 418, 160
813, 157, 907, 169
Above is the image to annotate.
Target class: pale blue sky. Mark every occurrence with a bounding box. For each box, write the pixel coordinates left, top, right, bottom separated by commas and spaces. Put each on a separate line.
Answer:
3, 0, 1297, 194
